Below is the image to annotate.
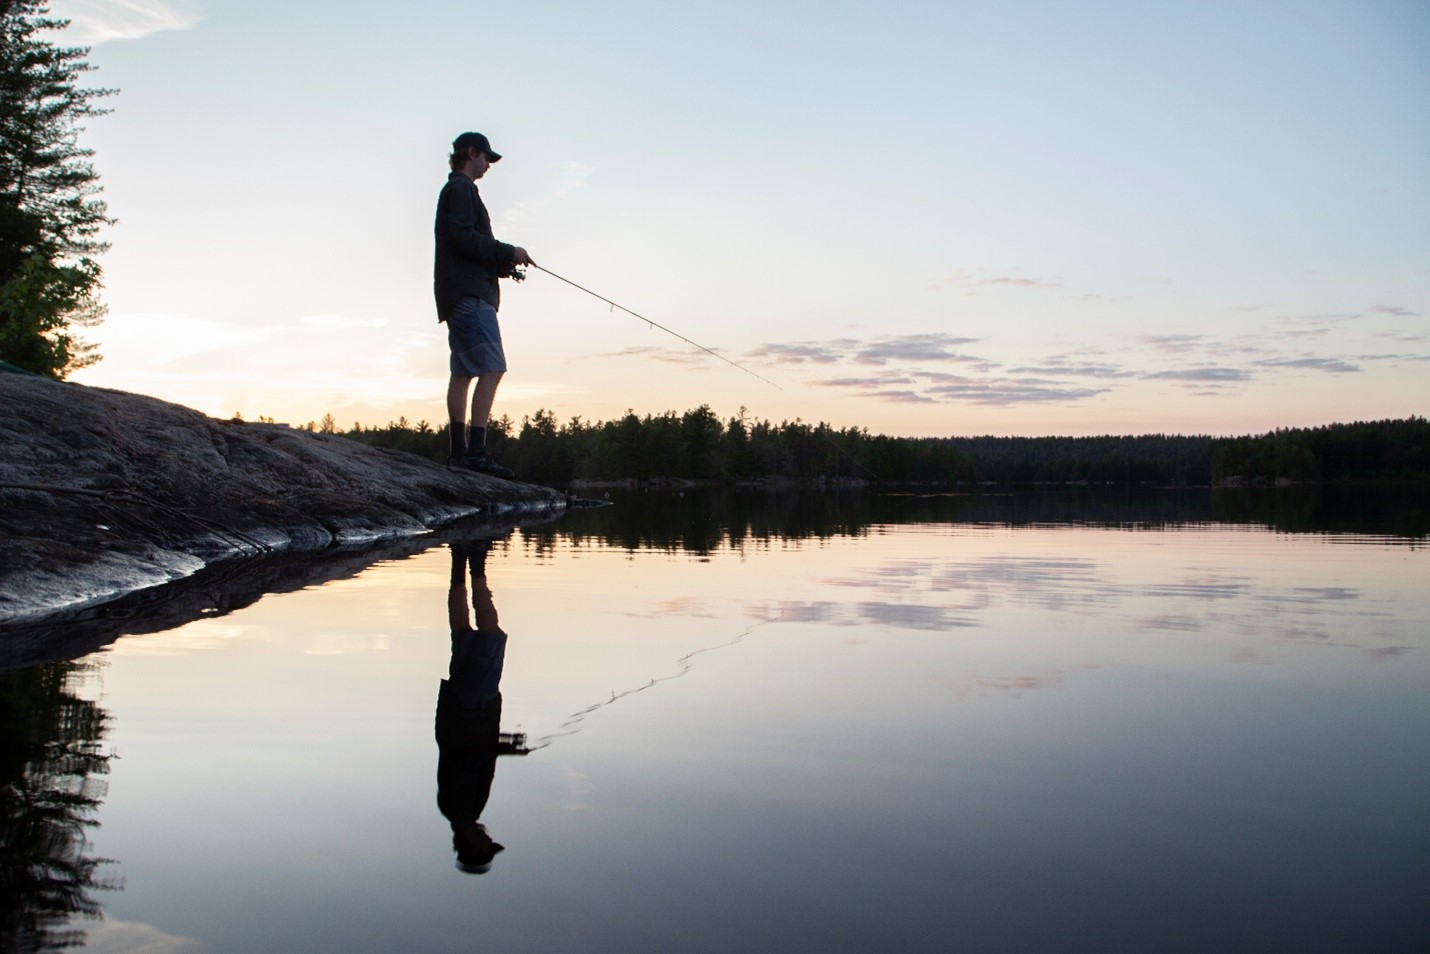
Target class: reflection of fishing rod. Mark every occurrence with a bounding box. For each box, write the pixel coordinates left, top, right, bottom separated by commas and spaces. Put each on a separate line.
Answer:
524, 263, 784, 391
524, 615, 779, 751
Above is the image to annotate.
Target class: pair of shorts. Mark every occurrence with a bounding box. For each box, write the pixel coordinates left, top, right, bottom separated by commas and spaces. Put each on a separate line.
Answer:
447, 297, 507, 376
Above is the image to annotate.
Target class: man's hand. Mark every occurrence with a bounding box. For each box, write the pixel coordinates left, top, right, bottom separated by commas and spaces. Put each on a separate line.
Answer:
512, 247, 534, 266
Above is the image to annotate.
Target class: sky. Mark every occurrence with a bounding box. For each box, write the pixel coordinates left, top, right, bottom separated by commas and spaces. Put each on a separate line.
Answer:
51, 0, 1430, 438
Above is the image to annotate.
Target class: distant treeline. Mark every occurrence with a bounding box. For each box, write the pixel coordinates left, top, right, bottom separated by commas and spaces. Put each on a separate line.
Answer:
1211, 416, 1430, 484
944, 434, 1212, 485
315, 408, 1430, 487
338, 406, 972, 485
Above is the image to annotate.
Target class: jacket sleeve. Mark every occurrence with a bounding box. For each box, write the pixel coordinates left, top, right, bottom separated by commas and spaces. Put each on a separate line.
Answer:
439, 185, 515, 267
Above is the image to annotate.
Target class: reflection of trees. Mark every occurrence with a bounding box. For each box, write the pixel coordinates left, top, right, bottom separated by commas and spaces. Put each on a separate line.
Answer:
520, 488, 1227, 556
0, 660, 118, 952
525, 485, 1425, 557
1212, 484, 1429, 538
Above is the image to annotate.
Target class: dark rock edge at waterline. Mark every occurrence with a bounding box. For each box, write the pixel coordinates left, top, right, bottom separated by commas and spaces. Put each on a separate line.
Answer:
0, 510, 558, 674
0, 373, 566, 627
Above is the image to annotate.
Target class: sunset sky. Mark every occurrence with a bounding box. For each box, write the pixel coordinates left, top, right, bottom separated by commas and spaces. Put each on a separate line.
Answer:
56, 0, 1429, 438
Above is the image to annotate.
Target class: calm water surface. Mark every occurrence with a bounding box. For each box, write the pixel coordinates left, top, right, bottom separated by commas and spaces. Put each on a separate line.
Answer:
4, 489, 1427, 952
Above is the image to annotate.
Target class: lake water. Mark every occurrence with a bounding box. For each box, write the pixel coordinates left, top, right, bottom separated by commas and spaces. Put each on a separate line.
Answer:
3, 488, 1427, 952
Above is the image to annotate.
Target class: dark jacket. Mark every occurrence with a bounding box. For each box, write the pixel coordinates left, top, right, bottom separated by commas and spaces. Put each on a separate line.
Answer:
433, 171, 516, 320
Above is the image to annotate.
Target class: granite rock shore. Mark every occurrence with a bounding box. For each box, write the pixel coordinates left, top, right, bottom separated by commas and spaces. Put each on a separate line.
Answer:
0, 372, 565, 625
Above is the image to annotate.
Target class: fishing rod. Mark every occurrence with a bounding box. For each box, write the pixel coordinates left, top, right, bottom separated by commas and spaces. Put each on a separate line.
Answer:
525, 263, 783, 391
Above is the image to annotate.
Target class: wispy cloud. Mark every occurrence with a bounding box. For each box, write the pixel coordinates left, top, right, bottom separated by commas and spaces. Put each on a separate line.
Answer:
49, 0, 206, 45
1369, 304, 1419, 317
1272, 311, 1365, 328
552, 160, 593, 198
1008, 362, 1134, 379
1253, 357, 1361, 373
978, 276, 1063, 291
855, 333, 983, 365
812, 365, 1108, 407
749, 333, 984, 367
814, 375, 915, 388
866, 390, 940, 404
753, 319, 1415, 410
499, 160, 593, 235
596, 344, 715, 367
1357, 351, 1430, 362
1136, 334, 1207, 354
1144, 367, 1251, 383
96, 312, 269, 370
928, 267, 1066, 294
746, 341, 854, 365
1262, 324, 1335, 340
926, 377, 1110, 406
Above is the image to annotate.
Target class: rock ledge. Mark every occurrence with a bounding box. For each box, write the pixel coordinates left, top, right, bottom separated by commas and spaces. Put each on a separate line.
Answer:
0, 373, 564, 624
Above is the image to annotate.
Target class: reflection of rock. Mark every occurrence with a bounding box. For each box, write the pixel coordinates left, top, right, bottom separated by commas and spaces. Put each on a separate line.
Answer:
0, 374, 565, 626
78, 919, 205, 952
0, 514, 556, 674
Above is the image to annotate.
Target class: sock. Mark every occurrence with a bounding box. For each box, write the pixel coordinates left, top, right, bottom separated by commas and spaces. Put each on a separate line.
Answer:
450, 543, 467, 584
449, 421, 468, 460
470, 426, 487, 455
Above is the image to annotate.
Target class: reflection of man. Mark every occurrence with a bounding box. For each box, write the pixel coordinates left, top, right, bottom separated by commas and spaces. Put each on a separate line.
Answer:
436, 539, 523, 874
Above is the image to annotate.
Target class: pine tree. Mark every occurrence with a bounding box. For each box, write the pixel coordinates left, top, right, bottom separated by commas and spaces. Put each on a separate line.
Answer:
0, 1, 114, 377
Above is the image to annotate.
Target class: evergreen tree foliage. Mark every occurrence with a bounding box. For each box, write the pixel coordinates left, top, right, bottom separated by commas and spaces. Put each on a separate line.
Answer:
0, 1, 113, 377
330, 406, 1429, 488
334, 406, 1209, 487
1212, 417, 1430, 483
948, 434, 1213, 486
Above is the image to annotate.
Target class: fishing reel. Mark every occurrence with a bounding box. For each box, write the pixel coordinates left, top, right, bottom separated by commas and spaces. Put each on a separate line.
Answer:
499, 263, 527, 282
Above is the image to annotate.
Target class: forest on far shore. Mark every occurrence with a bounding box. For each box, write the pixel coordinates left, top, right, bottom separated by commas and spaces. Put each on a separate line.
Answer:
269, 407, 1430, 488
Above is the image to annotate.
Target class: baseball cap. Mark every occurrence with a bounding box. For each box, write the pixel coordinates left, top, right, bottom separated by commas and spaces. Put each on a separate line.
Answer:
452, 131, 501, 162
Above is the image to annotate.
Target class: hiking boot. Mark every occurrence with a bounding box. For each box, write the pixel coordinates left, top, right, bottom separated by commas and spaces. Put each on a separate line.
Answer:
461, 453, 515, 480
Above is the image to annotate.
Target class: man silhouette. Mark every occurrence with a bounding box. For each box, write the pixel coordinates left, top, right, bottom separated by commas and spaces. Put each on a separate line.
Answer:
433, 131, 533, 479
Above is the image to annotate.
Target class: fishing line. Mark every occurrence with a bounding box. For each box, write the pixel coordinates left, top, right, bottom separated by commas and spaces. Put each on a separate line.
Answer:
529, 263, 885, 482
530, 263, 783, 391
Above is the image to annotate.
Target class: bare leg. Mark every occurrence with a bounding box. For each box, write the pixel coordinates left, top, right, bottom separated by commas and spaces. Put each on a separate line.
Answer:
468, 371, 504, 430
447, 374, 473, 426
450, 371, 513, 478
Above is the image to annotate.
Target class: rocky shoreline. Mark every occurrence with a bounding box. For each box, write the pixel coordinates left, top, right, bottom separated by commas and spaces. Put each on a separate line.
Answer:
0, 372, 565, 628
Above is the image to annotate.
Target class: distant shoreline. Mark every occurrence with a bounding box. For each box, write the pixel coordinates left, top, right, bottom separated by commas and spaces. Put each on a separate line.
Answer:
330, 410, 1430, 489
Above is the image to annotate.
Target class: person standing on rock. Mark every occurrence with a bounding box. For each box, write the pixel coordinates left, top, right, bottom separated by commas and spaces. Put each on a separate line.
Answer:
434, 131, 533, 480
